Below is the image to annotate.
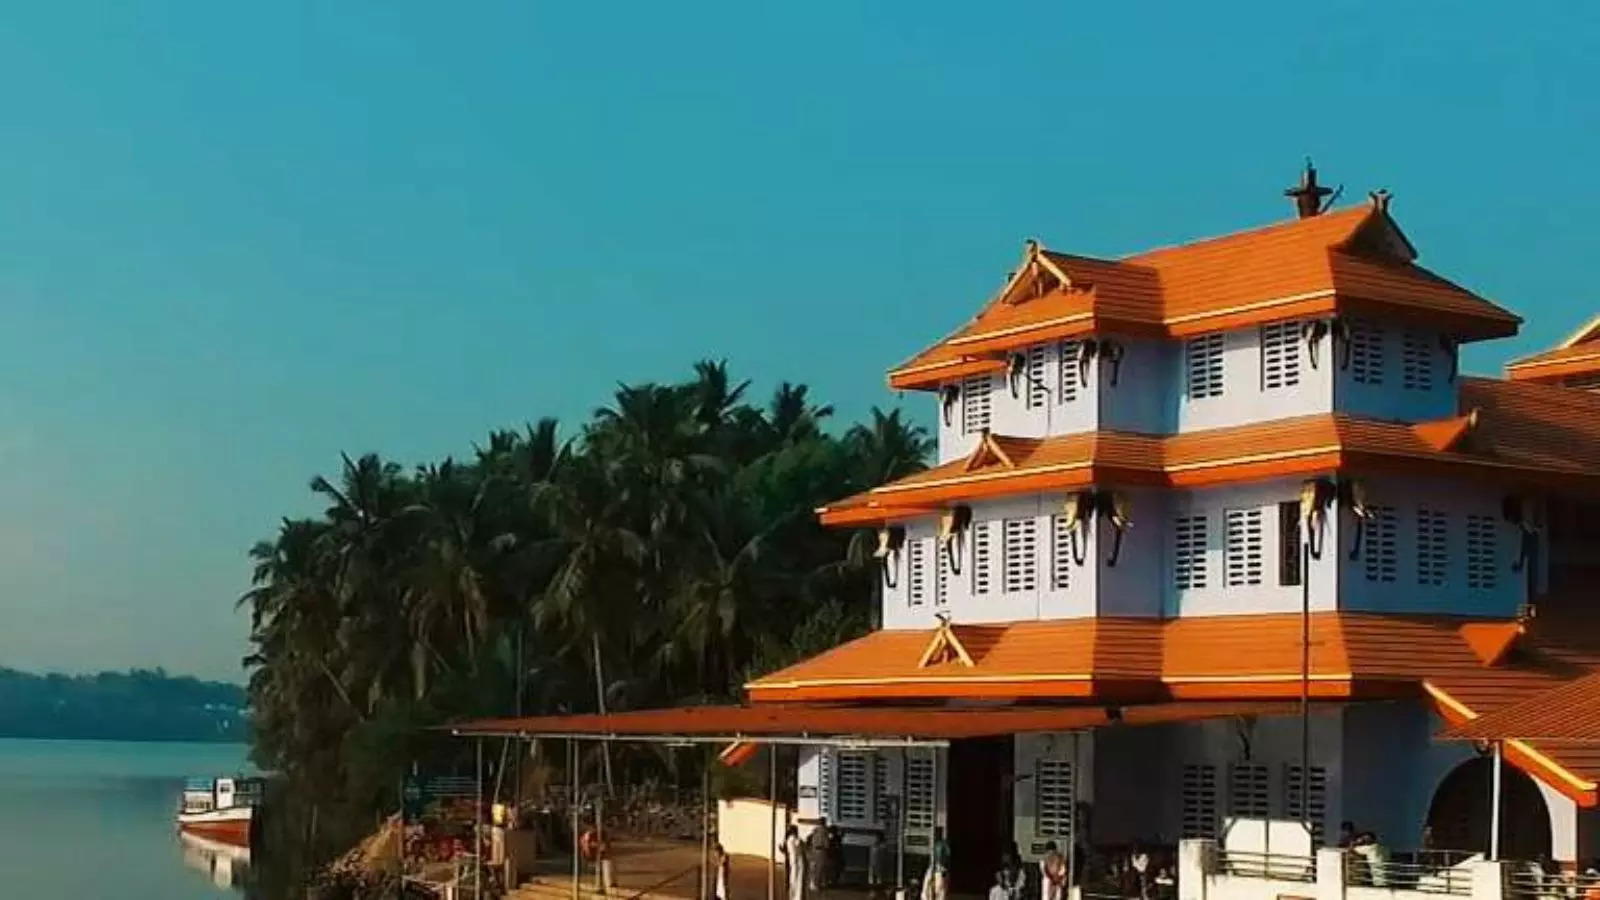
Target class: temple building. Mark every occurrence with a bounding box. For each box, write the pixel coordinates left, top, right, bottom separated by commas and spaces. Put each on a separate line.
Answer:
453, 167, 1600, 894
750, 167, 1600, 884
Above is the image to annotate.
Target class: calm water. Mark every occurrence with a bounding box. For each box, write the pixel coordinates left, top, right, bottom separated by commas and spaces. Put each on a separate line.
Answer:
0, 738, 254, 899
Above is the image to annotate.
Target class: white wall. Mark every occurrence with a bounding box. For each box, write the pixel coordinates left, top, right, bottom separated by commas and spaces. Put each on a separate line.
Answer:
1167, 480, 1340, 617
1099, 489, 1169, 617
880, 496, 1098, 630
1100, 337, 1175, 434
794, 746, 946, 849
1341, 702, 1474, 850
1335, 324, 1459, 423
1338, 476, 1525, 618
717, 798, 791, 860
1177, 322, 1333, 433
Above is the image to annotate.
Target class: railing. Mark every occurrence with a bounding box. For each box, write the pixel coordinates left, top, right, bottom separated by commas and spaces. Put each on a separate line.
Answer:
1215, 849, 1317, 883
1503, 864, 1600, 900
1345, 853, 1474, 896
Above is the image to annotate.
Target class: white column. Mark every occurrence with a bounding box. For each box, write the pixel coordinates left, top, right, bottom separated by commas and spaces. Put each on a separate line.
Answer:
1490, 742, 1503, 862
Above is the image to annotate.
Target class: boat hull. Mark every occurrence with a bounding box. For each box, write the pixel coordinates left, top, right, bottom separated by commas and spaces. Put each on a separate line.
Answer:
177, 807, 253, 847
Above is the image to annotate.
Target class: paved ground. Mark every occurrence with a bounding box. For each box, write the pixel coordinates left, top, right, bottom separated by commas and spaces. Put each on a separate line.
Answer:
510, 839, 889, 900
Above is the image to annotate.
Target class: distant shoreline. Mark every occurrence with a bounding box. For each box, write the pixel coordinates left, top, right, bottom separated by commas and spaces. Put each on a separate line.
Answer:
0, 733, 248, 745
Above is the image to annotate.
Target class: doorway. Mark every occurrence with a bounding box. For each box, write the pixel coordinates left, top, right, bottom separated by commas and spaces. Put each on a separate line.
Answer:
946, 737, 1015, 894
1426, 756, 1552, 860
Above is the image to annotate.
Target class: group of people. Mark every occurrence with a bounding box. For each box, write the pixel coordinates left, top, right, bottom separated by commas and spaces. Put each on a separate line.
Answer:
781, 819, 849, 900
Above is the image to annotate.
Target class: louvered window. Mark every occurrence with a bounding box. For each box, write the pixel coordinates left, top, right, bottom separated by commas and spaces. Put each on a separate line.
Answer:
1058, 340, 1081, 402
1003, 517, 1039, 593
1261, 321, 1302, 390
1284, 765, 1329, 845
1228, 764, 1271, 819
818, 751, 835, 819
1467, 515, 1498, 590
935, 537, 951, 607
836, 751, 871, 823
972, 522, 993, 595
1174, 515, 1209, 590
873, 754, 893, 824
907, 539, 929, 606
1417, 508, 1449, 587
1186, 334, 1225, 399
1402, 331, 1434, 391
1035, 759, 1075, 838
1278, 501, 1303, 587
962, 375, 993, 434
905, 753, 935, 831
1051, 514, 1073, 590
1026, 345, 1050, 409
1363, 506, 1398, 583
1350, 321, 1385, 385
1225, 508, 1264, 587
1181, 764, 1219, 839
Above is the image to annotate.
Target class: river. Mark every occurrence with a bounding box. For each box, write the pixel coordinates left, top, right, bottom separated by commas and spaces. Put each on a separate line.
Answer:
0, 738, 254, 898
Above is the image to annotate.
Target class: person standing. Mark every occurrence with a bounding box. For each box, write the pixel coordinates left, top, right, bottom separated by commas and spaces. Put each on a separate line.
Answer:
713, 843, 732, 900
807, 820, 831, 895
922, 828, 951, 900
783, 825, 807, 900
1039, 842, 1066, 900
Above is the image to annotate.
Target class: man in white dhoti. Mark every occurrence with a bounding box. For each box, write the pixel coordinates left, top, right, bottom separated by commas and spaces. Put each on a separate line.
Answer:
1040, 842, 1066, 900
783, 825, 807, 900
921, 828, 950, 900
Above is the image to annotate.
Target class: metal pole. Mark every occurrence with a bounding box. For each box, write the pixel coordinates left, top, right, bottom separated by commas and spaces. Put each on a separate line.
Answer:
700, 749, 712, 900
476, 738, 485, 900
1300, 536, 1312, 834
768, 747, 779, 900
898, 747, 908, 896
1067, 733, 1078, 898
571, 740, 580, 900
1490, 742, 1503, 861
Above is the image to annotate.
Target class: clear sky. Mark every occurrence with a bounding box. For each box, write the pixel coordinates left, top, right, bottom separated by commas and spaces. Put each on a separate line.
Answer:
0, 2, 1595, 682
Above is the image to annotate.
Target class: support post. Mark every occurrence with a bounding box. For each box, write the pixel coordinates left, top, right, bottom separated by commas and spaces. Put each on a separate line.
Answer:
571, 740, 580, 900
898, 747, 908, 898
700, 749, 712, 900
1300, 537, 1312, 833
1067, 732, 1078, 895
476, 738, 485, 900
1490, 741, 1503, 861
768, 747, 778, 900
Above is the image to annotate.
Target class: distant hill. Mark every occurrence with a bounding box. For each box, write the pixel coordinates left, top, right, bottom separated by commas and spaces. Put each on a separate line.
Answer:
0, 667, 247, 743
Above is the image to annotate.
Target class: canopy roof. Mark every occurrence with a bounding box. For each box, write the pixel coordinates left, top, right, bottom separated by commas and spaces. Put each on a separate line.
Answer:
1438, 670, 1600, 744
445, 700, 1300, 748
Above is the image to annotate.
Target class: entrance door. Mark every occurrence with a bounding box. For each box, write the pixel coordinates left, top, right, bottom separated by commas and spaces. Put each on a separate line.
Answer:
947, 736, 1015, 895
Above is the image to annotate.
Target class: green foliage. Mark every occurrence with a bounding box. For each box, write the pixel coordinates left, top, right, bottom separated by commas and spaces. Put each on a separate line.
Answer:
240, 360, 931, 866
0, 667, 245, 742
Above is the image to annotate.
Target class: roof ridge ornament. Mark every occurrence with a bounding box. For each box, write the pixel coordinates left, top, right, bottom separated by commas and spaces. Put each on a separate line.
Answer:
1369, 188, 1393, 213
1286, 158, 1336, 219
918, 613, 976, 669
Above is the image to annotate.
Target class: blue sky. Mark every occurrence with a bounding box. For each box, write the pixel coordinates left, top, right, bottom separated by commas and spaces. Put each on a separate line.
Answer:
0, 2, 1595, 681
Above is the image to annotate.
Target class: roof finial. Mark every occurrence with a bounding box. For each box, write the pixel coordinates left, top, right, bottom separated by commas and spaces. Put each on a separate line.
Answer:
1285, 158, 1334, 219
1369, 188, 1392, 213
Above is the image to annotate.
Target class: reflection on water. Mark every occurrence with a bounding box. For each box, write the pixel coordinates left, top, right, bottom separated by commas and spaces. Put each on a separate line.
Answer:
181, 831, 253, 890
0, 738, 252, 899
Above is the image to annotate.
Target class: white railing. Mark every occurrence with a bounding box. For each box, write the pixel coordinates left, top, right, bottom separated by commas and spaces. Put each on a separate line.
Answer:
1181, 839, 1510, 900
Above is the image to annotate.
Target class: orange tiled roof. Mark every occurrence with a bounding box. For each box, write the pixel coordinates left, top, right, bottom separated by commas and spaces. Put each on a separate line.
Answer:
1437, 670, 1600, 743
821, 380, 1600, 525
743, 607, 1600, 804
744, 612, 1504, 704
890, 202, 1520, 390
1505, 314, 1600, 382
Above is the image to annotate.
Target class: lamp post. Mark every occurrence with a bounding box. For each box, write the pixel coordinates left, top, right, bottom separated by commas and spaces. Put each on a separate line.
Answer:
1300, 521, 1312, 835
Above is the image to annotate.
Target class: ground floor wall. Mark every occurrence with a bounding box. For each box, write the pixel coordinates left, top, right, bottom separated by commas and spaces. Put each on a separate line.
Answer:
791, 701, 1586, 867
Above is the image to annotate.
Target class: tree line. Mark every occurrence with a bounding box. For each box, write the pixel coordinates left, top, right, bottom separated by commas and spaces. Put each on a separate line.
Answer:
0, 666, 244, 742
241, 360, 931, 865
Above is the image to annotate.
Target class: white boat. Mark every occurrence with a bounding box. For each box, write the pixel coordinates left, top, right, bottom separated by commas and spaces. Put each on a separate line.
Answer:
177, 775, 263, 847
